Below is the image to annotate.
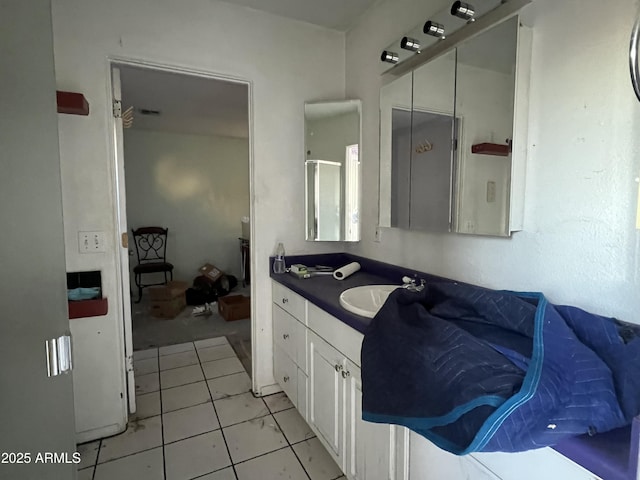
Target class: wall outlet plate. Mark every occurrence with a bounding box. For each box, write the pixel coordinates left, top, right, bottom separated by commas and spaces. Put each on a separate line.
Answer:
78, 231, 106, 253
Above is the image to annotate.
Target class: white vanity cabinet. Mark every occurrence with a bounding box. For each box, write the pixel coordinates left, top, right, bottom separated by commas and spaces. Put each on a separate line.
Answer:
272, 281, 399, 480
271, 281, 603, 480
271, 282, 308, 417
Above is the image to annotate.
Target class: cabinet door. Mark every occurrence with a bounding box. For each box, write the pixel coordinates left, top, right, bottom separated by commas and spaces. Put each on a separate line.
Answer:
308, 331, 345, 467
408, 432, 501, 480
345, 360, 396, 480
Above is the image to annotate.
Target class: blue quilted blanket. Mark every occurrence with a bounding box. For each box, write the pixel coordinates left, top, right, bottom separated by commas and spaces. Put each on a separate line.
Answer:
361, 282, 640, 454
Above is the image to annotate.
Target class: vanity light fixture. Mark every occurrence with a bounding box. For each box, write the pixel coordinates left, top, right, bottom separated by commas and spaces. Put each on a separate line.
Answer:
401, 36, 421, 52
450, 1, 476, 21
423, 21, 446, 39
380, 50, 400, 64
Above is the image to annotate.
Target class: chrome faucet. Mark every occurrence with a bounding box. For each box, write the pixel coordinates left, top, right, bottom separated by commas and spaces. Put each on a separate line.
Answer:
402, 276, 426, 292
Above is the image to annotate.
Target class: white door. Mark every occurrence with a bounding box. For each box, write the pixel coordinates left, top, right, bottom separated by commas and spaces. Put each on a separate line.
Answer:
111, 66, 137, 414
345, 360, 395, 480
0, 1, 77, 478
308, 332, 345, 467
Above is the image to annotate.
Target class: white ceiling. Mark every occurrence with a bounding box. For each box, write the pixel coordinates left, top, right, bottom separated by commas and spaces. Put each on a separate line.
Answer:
218, 0, 380, 31
119, 65, 249, 138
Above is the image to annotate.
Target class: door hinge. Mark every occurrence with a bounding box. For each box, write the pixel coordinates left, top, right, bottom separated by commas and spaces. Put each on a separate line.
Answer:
113, 99, 122, 118
125, 354, 133, 373
121, 232, 128, 249
46, 335, 73, 377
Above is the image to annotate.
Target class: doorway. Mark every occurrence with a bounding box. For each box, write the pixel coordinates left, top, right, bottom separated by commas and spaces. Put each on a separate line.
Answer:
112, 62, 253, 381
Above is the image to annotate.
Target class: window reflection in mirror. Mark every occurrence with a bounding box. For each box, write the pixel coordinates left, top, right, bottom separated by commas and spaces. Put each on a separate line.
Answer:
305, 100, 361, 242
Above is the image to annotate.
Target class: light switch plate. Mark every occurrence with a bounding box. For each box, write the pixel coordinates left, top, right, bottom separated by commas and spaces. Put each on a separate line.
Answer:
78, 231, 106, 253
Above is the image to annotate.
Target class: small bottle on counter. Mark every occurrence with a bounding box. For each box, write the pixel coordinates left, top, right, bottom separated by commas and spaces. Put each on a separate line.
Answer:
273, 242, 286, 274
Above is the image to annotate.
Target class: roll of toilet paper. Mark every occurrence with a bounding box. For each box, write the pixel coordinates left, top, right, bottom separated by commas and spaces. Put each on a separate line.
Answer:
333, 262, 361, 280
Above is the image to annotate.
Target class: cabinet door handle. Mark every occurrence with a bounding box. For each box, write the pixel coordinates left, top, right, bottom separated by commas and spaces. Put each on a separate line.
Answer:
282, 298, 289, 304
283, 375, 290, 383
341, 370, 351, 379
283, 333, 290, 340
334, 364, 343, 372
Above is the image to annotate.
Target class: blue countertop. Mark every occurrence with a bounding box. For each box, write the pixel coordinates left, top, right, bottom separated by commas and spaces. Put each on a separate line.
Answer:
269, 252, 638, 480
270, 252, 450, 334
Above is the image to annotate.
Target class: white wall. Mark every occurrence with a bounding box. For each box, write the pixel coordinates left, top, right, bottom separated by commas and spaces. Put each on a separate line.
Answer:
124, 129, 249, 281
347, 0, 640, 323
52, 0, 347, 429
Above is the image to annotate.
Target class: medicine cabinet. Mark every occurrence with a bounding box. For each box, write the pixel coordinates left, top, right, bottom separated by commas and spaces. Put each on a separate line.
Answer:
379, 16, 532, 236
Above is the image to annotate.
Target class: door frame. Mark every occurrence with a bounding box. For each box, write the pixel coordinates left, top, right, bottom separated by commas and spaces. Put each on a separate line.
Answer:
106, 56, 256, 408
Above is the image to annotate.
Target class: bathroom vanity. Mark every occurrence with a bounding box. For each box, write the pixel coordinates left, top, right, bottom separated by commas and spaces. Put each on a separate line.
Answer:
270, 253, 638, 480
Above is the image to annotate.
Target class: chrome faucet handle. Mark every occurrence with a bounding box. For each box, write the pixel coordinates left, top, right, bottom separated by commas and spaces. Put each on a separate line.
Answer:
402, 276, 425, 291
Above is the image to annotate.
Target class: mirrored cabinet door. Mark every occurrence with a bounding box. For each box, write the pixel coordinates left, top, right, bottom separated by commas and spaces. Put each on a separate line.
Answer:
454, 16, 519, 236
305, 100, 362, 242
379, 72, 412, 228
408, 49, 457, 232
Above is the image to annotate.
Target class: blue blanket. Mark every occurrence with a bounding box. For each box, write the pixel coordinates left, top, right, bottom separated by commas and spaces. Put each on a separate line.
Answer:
361, 282, 640, 453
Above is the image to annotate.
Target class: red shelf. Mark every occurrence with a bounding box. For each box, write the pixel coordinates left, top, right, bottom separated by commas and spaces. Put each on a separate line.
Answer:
68, 298, 107, 319
56, 91, 89, 116
471, 142, 510, 156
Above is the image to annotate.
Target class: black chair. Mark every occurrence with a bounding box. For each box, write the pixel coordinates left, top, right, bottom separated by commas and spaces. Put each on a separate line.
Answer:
131, 227, 174, 303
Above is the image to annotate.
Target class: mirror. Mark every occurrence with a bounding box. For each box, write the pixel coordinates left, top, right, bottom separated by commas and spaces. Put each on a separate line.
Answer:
454, 17, 518, 236
305, 100, 362, 241
379, 16, 525, 237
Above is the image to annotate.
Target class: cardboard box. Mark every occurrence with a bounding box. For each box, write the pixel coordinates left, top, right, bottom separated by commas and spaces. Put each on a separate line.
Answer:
148, 280, 189, 301
218, 295, 250, 321
198, 263, 223, 283
150, 295, 186, 319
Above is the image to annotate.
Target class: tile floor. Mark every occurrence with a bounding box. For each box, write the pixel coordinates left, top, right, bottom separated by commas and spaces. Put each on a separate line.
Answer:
77, 336, 345, 480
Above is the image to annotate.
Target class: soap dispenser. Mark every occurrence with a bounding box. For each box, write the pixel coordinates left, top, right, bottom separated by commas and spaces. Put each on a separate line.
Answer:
273, 242, 286, 274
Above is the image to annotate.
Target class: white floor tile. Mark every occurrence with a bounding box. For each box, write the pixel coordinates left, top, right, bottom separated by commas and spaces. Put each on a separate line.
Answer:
94, 447, 163, 480
292, 438, 342, 480
202, 357, 245, 379
159, 350, 199, 371
273, 408, 315, 444
197, 344, 236, 363
235, 448, 309, 480
197, 467, 237, 480
76, 440, 100, 470
163, 402, 220, 444
207, 372, 252, 400
194, 336, 229, 349
159, 342, 195, 356
98, 416, 162, 463
263, 392, 294, 413
134, 357, 159, 375
164, 430, 231, 480
214, 392, 269, 427
130, 391, 161, 421
223, 414, 287, 463
77, 467, 94, 480
162, 381, 211, 413
160, 364, 204, 389
133, 348, 158, 361
135, 372, 160, 395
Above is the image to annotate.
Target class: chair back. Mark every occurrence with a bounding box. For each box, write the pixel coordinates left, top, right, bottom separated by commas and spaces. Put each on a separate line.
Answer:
132, 227, 169, 264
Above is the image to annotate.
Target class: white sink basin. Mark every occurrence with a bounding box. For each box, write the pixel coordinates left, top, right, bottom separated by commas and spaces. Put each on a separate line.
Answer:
339, 284, 399, 318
